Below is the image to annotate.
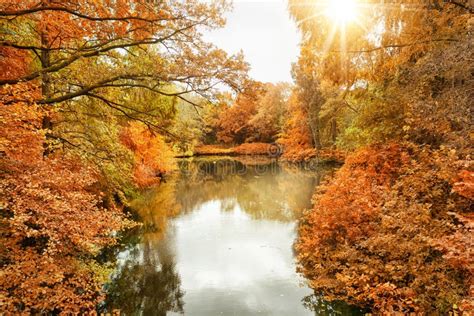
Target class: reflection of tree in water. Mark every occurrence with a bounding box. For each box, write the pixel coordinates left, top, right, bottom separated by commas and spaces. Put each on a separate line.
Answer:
104, 238, 184, 315
103, 181, 184, 315
131, 179, 182, 240
302, 294, 363, 316
175, 158, 336, 221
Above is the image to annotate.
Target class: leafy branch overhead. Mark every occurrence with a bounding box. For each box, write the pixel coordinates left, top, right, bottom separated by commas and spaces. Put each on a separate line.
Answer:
0, 0, 248, 108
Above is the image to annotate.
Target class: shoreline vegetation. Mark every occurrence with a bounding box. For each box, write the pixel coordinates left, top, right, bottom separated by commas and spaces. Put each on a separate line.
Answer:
175, 143, 347, 164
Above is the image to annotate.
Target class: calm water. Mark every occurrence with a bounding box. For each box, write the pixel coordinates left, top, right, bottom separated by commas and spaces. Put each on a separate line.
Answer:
104, 157, 360, 315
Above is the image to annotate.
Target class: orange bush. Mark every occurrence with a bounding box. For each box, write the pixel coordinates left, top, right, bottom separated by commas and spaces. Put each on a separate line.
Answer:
281, 147, 317, 162
296, 143, 473, 313
233, 143, 274, 155
194, 145, 234, 156
194, 143, 276, 156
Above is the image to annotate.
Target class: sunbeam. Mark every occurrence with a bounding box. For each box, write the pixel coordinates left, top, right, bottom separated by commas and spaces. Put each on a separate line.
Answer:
324, 0, 358, 25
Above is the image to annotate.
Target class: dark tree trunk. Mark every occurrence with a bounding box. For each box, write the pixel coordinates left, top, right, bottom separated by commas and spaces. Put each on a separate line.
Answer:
40, 30, 53, 155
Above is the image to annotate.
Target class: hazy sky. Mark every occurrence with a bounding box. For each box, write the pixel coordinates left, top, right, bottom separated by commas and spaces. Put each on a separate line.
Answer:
204, 0, 301, 84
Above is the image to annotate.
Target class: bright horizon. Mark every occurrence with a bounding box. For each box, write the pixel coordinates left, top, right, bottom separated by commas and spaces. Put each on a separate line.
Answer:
204, 0, 301, 83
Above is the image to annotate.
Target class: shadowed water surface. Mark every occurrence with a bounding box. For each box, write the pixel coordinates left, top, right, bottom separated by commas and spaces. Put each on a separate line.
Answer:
104, 157, 361, 315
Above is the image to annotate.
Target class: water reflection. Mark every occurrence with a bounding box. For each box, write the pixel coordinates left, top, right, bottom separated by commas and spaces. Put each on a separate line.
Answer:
105, 238, 184, 315
174, 158, 332, 221
104, 182, 184, 315
104, 157, 358, 315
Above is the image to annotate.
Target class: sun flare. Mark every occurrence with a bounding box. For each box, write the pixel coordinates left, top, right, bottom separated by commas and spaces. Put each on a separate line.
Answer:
324, 0, 358, 25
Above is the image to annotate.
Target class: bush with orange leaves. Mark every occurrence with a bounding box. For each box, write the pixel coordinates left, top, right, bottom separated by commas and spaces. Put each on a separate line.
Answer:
233, 143, 274, 155
120, 122, 175, 188
194, 143, 275, 156
193, 144, 234, 156
0, 84, 133, 313
296, 142, 473, 313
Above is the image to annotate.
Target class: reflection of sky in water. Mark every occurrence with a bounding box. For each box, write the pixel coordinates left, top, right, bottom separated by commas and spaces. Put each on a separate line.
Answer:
104, 160, 347, 315
170, 200, 313, 316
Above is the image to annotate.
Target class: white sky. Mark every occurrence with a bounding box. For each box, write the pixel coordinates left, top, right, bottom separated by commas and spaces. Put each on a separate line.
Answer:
204, 0, 301, 83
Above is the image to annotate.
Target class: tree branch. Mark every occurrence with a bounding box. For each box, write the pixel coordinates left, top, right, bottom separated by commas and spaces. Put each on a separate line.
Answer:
337, 38, 460, 54
85, 93, 179, 140
446, 1, 473, 13
0, 6, 175, 23
0, 21, 202, 86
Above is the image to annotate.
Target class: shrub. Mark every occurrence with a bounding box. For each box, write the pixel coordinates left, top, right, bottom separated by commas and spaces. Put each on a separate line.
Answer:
296, 142, 473, 313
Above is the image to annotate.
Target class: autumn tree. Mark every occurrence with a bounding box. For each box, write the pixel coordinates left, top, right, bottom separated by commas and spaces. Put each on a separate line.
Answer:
288, 0, 472, 151
0, 83, 133, 313
279, 90, 315, 161
0, 0, 248, 98
291, 48, 326, 149
247, 82, 290, 143
290, 0, 473, 312
0, 0, 248, 159
217, 81, 265, 144
199, 94, 231, 145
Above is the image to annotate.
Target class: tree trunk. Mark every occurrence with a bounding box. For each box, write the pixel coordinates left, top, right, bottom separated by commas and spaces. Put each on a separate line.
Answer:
40, 30, 53, 155
331, 118, 337, 145
307, 101, 322, 150
310, 116, 322, 150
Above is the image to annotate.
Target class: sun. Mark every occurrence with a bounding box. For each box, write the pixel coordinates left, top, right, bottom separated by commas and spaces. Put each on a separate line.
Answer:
324, 0, 358, 25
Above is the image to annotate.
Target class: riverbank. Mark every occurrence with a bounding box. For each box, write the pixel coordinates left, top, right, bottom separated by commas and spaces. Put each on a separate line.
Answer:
175, 143, 346, 164
194, 143, 276, 156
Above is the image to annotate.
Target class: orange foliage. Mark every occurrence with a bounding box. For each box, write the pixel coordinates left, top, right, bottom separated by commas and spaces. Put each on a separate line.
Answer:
436, 211, 474, 311
194, 145, 234, 156
316, 148, 346, 163
1, 0, 171, 47
194, 143, 274, 156
453, 170, 474, 200
120, 122, 175, 188
437, 170, 474, 311
296, 143, 473, 313
0, 47, 31, 81
0, 84, 131, 313
279, 147, 346, 163
194, 143, 344, 161
233, 143, 274, 155
217, 82, 265, 144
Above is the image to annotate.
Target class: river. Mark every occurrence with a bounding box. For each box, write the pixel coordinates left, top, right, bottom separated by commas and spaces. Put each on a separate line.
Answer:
103, 157, 361, 315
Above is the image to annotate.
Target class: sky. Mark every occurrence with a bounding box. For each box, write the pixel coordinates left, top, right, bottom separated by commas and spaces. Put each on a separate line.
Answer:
204, 0, 301, 84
